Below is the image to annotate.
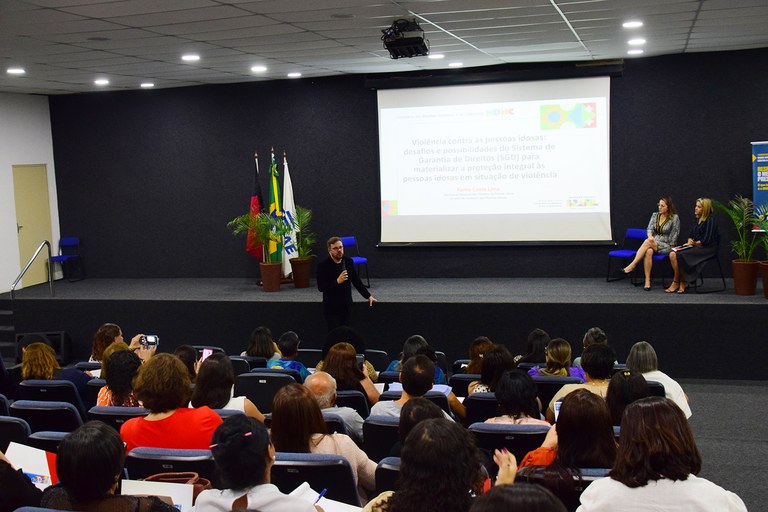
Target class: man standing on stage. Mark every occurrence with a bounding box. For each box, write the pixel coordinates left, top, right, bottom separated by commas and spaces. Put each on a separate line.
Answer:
317, 236, 376, 331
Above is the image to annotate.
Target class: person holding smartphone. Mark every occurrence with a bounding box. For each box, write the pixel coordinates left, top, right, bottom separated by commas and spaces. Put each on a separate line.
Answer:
128, 333, 159, 362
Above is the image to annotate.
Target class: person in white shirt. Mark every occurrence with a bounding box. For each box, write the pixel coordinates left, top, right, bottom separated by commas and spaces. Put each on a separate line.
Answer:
625, 341, 692, 418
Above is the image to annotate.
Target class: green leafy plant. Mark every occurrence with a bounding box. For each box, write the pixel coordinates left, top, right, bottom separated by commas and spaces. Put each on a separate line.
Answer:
754, 202, 768, 259
227, 211, 289, 263
714, 195, 760, 261
292, 205, 316, 258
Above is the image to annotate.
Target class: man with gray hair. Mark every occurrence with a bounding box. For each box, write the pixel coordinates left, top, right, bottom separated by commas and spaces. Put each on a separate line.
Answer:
304, 371, 364, 443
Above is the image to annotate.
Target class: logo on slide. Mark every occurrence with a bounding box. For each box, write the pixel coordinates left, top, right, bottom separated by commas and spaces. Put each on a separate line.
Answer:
540, 103, 597, 129
566, 197, 598, 208
382, 200, 398, 216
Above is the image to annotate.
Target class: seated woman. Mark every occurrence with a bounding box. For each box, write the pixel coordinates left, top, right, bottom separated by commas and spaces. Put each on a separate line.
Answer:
605, 369, 649, 426
622, 197, 680, 290
271, 383, 377, 503
528, 338, 586, 382
518, 389, 617, 511
90, 322, 124, 362
267, 331, 311, 382
385, 335, 447, 384
97, 349, 142, 407
469, 344, 515, 394
470, 483, 566, 512
99, 341, 130, 380
41, 421, 176, 511
666, 197, 720, 294
578, 397, 747, 511
22, 342, 92, 399
485, 370, 549, 425
514, 328, 550, 365
195, 415, 321, 511
318, 326, 377, 382
319, 342, 379, 405
572, 327, 607, 368
241, 326, 281, 359
120, 353, 222, 453
172, 344, 198, 383
190, 353, 265, 422
625, 341, 691, 418
465, 336, 493, 374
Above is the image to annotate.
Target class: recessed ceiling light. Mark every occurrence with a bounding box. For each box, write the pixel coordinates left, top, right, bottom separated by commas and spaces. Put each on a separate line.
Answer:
251, 65, 268, 73
287, 72, 302, 78
628, 38, 646, 46
140, 82, 155, 88
94, 78, 109, 86
7, 67, 25, 75
182, 54, 200, 62
623, 21, 643, 29
627, 49, 644, 55
448, 62, 463, 68
428, 53, 445, 59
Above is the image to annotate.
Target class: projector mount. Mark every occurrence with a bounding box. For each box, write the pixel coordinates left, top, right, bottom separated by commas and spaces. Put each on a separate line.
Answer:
381, 19, 430, 59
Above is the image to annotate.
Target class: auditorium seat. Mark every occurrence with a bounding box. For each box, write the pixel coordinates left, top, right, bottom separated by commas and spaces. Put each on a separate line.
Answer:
379, 390, 451, 415
532, 376, 582, 412
272, 452, 361, 507
449, 373, 480, 397
125, 447, 218, 486
296, 348, 323, 368
0, 415, 31, 452
364, 349, 390, 372
335, 390, 370, 418
88, 405, 149, 431
234, 372, 294, 413
463, 392, 500, 425
469, 422, 549, 463
18, 380, 88, 420
10, 400, 83, 434
375, 456, 401, 494
363, 415, 400, 463
606, 228, 647, 283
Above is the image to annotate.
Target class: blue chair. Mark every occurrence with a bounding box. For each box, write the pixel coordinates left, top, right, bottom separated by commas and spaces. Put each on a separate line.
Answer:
10, 400, 83, 433
321, 411, 349, 436
339, 235, 369, 287
532, 376, 583, 413
50, 237, 85, 281
452, 359, 470, 374
75, 361, 101, 372
27, 430, 69, 453
296, 348, 323, 368
125, 447, 218, 485
87, 405, 149, 431
84, 378, 106, 410
377, 371, 401, 390
231, 355, 268, 370
272, 453, 361, 506
606, 228, 647, 283
213, 408, 245, 419
15, 508, 72, 512
0, 393, 9, 415
364, 349, 390, 372
463, 391, 500, 425
379, 390, 451, 415
375, 456, 401, 494
449, 373, 480, 398
363, 415, 400, 462
18, 380, 88, 420
335, 390, 370, 418
516, 466, 611, 511
0, 415, 31, 452
227, 357, 251, 377
234, 372, 294, 413
469, 422, 550, 462
255, 367, 302, 383
645, 379, 666, 397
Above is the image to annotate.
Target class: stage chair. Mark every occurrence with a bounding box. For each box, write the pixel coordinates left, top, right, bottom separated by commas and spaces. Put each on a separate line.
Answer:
18, 379, 88, 420
375, 456, 401, 494
645, 379, 666, 397
469, 423, 550, 463
87, 405, 149, 431
230, 355, 267, 371
689, 252, 727, 293
234, 372, 294, 413
363, 415, 400, 463
272, 453, 361, 506
606, 228, 646, 283
125, 447, 218, 485
335, 390, 370, 418
0, 415, 31, 452
532, 376, 583, 413
364, 349, 390, 372
449, 373, 480, 398
10, 400, 83, 433
463, 392, 500, 425
339, 235, 370, 287
296, 348, 323, 368
379, 390, 450, 415
50, 237, 85, 282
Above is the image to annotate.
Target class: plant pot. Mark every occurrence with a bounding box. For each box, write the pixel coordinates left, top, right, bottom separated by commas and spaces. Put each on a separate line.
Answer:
761, 261, 768, 299
259, 262, 282, 292
732, 259, 759, 296
290, 257, 314, 288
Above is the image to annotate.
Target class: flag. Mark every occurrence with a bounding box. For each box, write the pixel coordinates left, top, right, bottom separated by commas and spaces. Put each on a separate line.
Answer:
245, 152, 264, 260
281, 153, 298, 277
267, 149, 282, 263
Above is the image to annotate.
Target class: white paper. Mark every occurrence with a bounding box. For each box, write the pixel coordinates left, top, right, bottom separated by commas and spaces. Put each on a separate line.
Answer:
386, 382, 452, 396
6, 442, 53, 490
121, 479, 194, 512
289, 481, 362, 512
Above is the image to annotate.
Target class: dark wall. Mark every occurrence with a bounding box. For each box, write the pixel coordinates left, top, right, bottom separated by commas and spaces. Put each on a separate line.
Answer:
49, 48, 768, 279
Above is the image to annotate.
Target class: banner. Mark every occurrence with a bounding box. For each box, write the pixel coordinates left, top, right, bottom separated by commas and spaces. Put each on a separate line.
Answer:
268, 150, 282, 263
281, 154, 298, 277
752, 141, 768, 209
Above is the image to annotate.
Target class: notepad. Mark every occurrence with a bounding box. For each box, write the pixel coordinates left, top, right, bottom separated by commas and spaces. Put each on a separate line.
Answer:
289, 481, 362, 512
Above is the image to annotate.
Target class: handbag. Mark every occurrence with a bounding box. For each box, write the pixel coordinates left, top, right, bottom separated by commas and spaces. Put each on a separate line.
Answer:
144, 471, 212, 503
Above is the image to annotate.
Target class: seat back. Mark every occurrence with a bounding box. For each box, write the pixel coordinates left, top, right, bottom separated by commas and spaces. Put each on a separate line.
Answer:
234, 373, 295, 413
469, 423, 550, 462
464, 392, 501, 425
87, 405, 149, 431
335, 390, 370, 418
321, 411, 349, 436
296, 348, 323, 368
75, 361, 101, 372
59, 237, 81, 251
230, 355, 267, 371
228, 357, 251, 376
434, 351, 449, 377
10, 400, 83, 433
272, 453, 361, 506
84, 378, 105, 410
375, 456, 401, 494
377, 371, 401, 389
125, 447, 218, 486
364, 349, 390, 372
363, 415, 401, 462
449, 373, 480, 398
19, 380, 87, 420
213, 408, 245, 419
532, 376, 582, 412
0, 393, 9, 415
339, 236, 358, 250
0, 415, 31, 452
452, 359, 470, 374
645, 379, 666, 397
193, 346, 225, 359
255, 367, 302, 382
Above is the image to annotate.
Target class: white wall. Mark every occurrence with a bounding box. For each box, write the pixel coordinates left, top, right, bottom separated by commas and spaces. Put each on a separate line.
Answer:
0, 92, 60, 294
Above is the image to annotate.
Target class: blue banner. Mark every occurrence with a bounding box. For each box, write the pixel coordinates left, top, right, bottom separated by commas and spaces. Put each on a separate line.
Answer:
752, 141, 768, 209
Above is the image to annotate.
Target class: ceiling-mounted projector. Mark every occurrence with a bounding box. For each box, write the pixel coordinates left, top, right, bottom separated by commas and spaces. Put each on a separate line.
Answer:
381, 19, 429, 59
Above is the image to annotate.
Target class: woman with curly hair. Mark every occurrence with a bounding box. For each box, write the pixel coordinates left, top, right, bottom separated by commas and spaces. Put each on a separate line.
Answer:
21, 342, 92, 399
97, 349, 142, 407
119, 353, 222, 453
90, 323, 124, 362
320, 342, 379, 405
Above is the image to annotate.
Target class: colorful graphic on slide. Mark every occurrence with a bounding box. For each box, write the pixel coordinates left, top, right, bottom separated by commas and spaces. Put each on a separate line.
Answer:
381, 200, 398, 216
566, 197, 598, 208
540, 103, 597, 129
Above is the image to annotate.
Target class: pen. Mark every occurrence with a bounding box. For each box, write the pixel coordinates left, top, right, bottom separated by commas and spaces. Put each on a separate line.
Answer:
315, 488, 327, 504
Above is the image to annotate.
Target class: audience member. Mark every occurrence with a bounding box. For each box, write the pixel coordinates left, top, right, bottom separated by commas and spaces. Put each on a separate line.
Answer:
469, 344, 515, 394
97, 349, 141, 407
546, 343, 616, 422
390, 397, 445, 456
625, 341, 691, 418
318, 342, 379, 405
304, 371, 364, 443
41, 421, 176, 511
528, 338, 586, 381
573, 327, 608, 368
270, 383, 376, 503
318, 326, 377, 381
470, 483, 567, 512
90, 322, 124, 362
173, 344, 198, 383
369, 355, 452, 420
267, 331, 310, 382
465, 336, 494, 374
486, 370, 549, 425
21, 342, 92, 398
514, 328, 550, 365
242, 326, 280, 359
385, 335, 447, 383
99, 341, 130, 380
0, 449, 42, 510
519, 390, 617, 510
126, 333, 158, 363
195, 415, 321, 511
190, 353, 264, 422
120, 353, 222, 453
577, 397, 746, 511
605, 369, 649, 426
414, 344, 448, 384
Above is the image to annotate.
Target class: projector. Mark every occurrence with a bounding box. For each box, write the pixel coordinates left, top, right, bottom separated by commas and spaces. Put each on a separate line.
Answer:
382, 19, 429, 59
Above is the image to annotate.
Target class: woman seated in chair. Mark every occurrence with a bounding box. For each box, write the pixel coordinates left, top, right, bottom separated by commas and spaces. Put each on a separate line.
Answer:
196, 415, 321, 511
605, 369, 649, 426
97, 349, 142, 407
469, 344, 515, 394
41, 421, 177, 511
22, 342, 92, 399
578, 397, 746, 511
625, 341, 691, 418
622, 197, 680, 290
513, 328, 550, 366
385, 335, 447, 384
666, 197, 719, 294
318, 342, 379, 406
190, 353, 265, 422
90, 322, 125, 362
271, 383, 377, 504
317, 326, 378, 382
528, 338, 586, 382
485, 370, 549, 425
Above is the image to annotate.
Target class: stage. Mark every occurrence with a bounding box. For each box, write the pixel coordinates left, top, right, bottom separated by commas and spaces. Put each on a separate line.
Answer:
2, 277, 765, 379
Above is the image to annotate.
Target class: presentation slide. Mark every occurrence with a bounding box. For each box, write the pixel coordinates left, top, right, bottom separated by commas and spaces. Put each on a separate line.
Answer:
377, 77, 612, 244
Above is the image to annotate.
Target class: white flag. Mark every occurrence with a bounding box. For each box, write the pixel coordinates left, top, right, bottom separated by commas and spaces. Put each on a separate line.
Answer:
281, 155, 298, 277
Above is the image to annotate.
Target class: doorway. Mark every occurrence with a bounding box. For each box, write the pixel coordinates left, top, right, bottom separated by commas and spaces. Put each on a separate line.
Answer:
12, 164, 53, 287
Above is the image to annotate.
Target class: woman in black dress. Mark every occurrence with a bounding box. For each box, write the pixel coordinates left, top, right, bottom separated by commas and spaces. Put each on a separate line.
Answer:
666, 197, 719, 294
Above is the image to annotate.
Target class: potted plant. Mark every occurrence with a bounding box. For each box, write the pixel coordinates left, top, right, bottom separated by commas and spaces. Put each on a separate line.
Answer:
714, 195, 761, 295
288, 205, 317, 288
228, 211, 289, 292
754, 202, 768, 299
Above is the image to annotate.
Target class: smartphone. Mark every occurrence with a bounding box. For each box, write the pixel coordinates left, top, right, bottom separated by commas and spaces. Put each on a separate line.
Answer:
355, 354, 365, 371
200, 348, 214, 362
140, 335, 159, 347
